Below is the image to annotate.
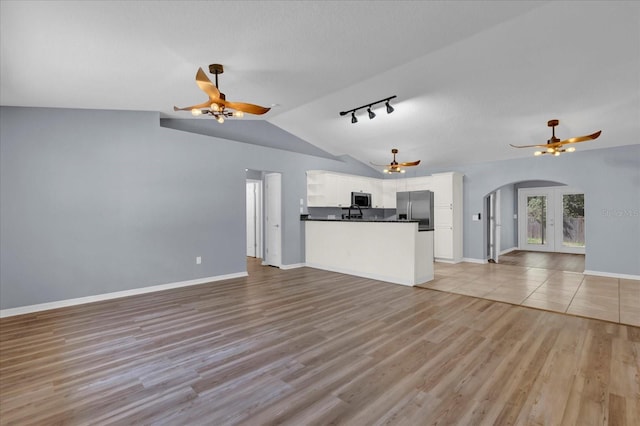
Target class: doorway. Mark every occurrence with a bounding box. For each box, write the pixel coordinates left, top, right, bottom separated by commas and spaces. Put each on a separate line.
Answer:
518, 187, 585, 254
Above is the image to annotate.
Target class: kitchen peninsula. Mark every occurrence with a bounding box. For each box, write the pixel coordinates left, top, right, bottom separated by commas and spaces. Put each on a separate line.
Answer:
304, 218, 434, 286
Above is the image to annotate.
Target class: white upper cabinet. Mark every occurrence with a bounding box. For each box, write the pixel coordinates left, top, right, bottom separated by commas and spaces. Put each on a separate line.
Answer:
382, 179, 397, 208
431, 173, 454, 206
404, 176, 434, 192
306, 171, 349, 207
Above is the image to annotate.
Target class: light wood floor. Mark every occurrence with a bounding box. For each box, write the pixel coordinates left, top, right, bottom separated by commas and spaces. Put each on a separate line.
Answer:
420, 252, 640, 327
1, 259, 639, 425
498, 250, 585, 272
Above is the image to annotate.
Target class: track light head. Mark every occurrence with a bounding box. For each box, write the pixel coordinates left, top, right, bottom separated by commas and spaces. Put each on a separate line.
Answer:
367, 107, 376, 120
351, 112, 358, 124
385, 101, 394, 114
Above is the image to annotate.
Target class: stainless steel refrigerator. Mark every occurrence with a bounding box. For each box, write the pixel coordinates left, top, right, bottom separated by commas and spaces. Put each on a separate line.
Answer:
396, 190, 434, 231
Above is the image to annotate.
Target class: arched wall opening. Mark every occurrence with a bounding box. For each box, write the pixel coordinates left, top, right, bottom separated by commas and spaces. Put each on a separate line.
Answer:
481, 180, 573, 263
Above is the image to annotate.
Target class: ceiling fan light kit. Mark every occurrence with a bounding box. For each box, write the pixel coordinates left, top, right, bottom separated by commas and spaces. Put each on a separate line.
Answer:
340, 95, 396, 124
371, 148, 421, 174
174, 63, 270, 123
510, 119, 602, 156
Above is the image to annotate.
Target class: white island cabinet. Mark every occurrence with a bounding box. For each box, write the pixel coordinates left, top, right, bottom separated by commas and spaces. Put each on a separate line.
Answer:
305, 220, 434, 286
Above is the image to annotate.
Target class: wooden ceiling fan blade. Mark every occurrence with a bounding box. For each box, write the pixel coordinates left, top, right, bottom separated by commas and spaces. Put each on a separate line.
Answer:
370, 162, 390, 167
559, 130, 602, 145
399, 160, 421, 167
509, 143, 549, 149
173, 100, 212, 112
223, 100, 271, 115
195, 67, 221, 100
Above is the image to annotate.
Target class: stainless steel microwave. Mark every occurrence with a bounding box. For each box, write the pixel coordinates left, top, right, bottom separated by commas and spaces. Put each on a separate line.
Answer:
351, 192, 371, 208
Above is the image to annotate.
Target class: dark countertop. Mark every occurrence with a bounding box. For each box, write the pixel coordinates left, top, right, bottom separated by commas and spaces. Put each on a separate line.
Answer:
302, 217, 419, 223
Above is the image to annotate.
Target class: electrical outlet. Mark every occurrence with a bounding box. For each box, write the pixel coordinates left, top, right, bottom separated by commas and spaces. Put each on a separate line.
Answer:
196, 256, 202, 265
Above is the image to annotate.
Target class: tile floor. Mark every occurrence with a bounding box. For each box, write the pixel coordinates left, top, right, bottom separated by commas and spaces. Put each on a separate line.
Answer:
418, 259, 640, 327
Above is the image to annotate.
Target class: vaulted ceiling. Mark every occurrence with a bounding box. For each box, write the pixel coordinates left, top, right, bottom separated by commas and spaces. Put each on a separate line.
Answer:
2, 1, 638, 171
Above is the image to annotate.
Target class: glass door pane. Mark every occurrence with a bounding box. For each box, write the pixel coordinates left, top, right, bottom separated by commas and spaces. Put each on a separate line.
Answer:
518, 188, 554, 252
527, 195, 547, 245
555, 191, 586, 254
562, 194, 585, 247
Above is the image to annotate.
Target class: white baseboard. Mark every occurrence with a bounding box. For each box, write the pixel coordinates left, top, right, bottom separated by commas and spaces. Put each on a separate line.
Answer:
462, 257, 488, 264
500, 247, 517, 255
0, 272, 248, 318
435, 258, 465, 264
583, 270, 640, 280
280, 263, 305, 270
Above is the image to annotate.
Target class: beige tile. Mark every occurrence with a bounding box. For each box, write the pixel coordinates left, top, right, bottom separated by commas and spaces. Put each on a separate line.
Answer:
451, 286, 492, 298
620, 278, 640, 288
483, 292, 529, 305
496, 280, 544, 291
568, 296, 619, 313
532, 285, 577, 298
566, 303, 619, 323
418, 277, 466, 291
620, 307, 640, 327
581, 275, 619, 286
521, 297, 569, 313
620, 296, 640, 309
525, 290, 574, 304
541, 280, 582, 290
422, 256, 628, 325
574, 285, 619, 299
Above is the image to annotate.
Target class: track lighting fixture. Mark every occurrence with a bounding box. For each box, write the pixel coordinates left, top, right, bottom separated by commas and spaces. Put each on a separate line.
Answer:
339, 95, 396, 124
385, 101, 394, 114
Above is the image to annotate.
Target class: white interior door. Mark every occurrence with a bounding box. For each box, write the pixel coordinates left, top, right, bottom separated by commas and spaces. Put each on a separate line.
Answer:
264, 173, 282, 267
518, 187, 585, 254
246, 181, 262, 258
488, 190, 502, 262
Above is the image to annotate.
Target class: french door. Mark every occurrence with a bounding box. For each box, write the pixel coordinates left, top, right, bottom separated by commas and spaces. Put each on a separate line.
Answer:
518, 187, 585, 254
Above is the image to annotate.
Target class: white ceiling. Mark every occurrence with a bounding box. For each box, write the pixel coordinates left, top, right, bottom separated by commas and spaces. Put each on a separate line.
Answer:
2, 1, 639, 170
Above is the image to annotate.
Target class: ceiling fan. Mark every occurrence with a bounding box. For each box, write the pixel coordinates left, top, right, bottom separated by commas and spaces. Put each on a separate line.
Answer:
510, 119, 602, 156
371, 149, 421, 174
173, 64, 270, 123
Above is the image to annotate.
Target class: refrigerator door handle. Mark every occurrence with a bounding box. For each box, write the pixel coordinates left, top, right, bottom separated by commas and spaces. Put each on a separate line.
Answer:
408, 201, 412, 220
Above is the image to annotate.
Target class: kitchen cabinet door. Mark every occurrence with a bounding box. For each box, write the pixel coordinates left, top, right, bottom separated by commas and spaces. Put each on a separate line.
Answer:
435, 227, 454, 260
335, 174, 352, 207
382, 179, 397, 208
405, 176, 433, 191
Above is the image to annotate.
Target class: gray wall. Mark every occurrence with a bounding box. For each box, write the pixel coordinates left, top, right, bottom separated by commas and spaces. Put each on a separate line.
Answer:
2, 106, 638, 309
427, 144, 640, 274
0, 106, 379, 309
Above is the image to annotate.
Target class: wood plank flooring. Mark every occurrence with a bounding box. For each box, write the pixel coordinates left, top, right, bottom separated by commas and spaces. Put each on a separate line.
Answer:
1, 259, 639, 425
498, 250, 585, 272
